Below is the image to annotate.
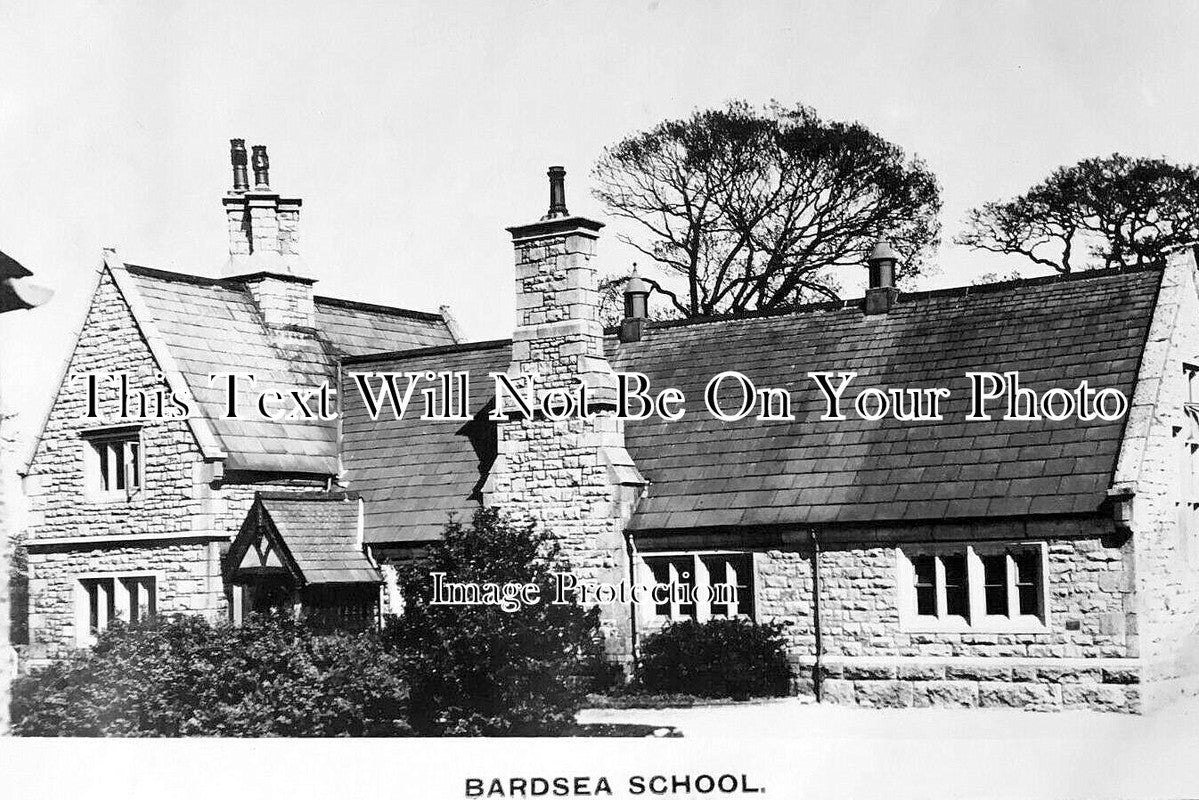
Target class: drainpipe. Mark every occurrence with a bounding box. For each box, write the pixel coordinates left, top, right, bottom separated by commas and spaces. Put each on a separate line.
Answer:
624, 529, 639, 673
811, 528, 824, 703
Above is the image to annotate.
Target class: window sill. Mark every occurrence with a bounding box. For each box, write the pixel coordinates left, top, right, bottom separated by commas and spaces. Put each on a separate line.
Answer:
85, 493, 136, 504
901, 615, 1049, 635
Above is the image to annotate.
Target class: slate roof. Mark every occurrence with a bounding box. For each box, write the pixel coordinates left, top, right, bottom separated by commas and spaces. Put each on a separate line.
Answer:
340, 267, 1162, 542
342, 341, 509, 542
255, 494, 380, 584
123, 265, 455, 474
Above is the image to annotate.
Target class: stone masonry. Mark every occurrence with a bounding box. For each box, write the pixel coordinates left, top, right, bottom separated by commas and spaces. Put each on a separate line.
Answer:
1110, 248, 1199, 708
744, 519, 1141, 712
486, 200, 644, 665
21, 263, 322, 660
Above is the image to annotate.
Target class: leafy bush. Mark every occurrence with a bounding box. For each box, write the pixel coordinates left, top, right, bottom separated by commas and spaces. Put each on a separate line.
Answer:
8, 539, 28, 645
384, 508, 602, 735
634, 618, 792, 700
11, 615, 409, 736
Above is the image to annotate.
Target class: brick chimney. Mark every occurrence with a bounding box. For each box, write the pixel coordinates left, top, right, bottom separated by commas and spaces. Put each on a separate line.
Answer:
487, 166, 645, 667
864, 237, 900, 315
222, 140, 314, 328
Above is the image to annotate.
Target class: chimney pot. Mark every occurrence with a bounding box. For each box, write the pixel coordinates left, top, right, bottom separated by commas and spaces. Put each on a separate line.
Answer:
230, 139, 249, 193
864, 236, 900, 315
251, 145, 270, 190
866, 237, 899, 290
619, 267, 650, 342
543, 166, 569, 220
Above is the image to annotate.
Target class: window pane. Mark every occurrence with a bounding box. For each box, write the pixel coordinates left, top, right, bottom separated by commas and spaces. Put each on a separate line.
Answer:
96, 443, 110, 491
943, 554, 968, 618
87, 581, 99, 632
647, 559, 671, 617
703, 554, 754, 618
704, 556, 730, 618
729, 555, 754, 618
982, 553, 1008, 616
129, 442, 141, 489
670, 557, 696, 619
145, 578, 156, 619
1013, 550, 1041, 616
912, 555, 936, 616
114, 443, 125, 490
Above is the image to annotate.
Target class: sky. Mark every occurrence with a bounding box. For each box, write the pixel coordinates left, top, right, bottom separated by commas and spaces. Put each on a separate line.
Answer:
2, 0, 1199, 450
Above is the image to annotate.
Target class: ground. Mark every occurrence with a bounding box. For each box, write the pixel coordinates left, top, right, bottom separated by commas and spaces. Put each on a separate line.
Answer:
578, 696, 1199, 798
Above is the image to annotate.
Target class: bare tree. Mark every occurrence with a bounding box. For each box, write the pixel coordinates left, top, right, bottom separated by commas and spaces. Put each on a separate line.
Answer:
592, 101, 942, 317
957, 154, 1199, 272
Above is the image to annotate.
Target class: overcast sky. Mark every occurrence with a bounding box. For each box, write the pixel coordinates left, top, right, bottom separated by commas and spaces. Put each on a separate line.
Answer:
3, 0, 1199, 449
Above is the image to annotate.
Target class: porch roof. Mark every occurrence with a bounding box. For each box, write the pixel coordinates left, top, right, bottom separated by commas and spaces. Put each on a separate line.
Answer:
230, 492, 381, 585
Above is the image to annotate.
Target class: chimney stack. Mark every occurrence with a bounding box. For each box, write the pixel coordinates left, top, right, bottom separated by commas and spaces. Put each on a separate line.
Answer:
619, 267, 650, 343
505, 166, 609, 395
492, 166, 644, 669
222, 140, 312, 328
864, 238, 900, 315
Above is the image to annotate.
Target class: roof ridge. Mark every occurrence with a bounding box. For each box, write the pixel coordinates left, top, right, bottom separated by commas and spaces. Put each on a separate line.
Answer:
605, 263, 1165, 335
313, 294, 444, 322
124, 264, 227, 287
340, 337, 511, 366
125, 264, 446, 323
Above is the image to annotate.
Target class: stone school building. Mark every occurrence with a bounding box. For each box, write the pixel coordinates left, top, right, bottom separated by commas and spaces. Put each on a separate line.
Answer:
19, 142, 1199, 712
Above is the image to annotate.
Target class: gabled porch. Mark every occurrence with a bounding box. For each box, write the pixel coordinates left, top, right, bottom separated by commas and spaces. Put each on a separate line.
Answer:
227, 492, 382, 630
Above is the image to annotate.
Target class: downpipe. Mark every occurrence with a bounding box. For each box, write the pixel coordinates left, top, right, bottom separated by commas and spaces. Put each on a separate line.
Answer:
811, 528, 824, 703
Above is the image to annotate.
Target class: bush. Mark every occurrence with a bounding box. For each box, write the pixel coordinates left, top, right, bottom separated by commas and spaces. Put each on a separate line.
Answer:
11, 615, 409, 736
634, 618, 792, 700
384, 508, 602, 735
8, 539, 28, 645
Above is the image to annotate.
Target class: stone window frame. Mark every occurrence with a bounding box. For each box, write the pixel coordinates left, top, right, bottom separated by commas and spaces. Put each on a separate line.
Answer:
1181, 364, 1199, 500
73, 569, 164, 648
895, 542, 1050, 634
636, 550, 758, 626
79, 423, 144, 502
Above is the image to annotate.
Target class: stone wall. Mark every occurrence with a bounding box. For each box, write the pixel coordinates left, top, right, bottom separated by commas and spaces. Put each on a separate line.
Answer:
777, 524, 1141, 712
1113, 251, 1199, 708
25, 539, 223, 654
635, 517, 1140, 711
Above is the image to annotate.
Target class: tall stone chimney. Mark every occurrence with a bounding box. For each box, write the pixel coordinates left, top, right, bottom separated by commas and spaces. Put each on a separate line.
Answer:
222, 140, 314, 328
487, 166, 645, 666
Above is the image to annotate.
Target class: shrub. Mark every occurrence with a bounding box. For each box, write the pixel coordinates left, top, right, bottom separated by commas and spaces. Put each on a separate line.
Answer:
8, 538, 28, 645
634, 618, 792, 700
384, 508, 602, 735
11, 615, 409, 736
